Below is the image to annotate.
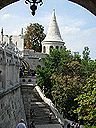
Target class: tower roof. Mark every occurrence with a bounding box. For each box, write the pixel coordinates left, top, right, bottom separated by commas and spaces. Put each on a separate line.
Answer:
43, 9, 63, 43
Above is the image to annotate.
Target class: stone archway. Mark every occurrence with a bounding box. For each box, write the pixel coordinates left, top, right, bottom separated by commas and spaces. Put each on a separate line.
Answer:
69, 0, 96, 16
0, 0, 19, 10
0, 0, 96, 16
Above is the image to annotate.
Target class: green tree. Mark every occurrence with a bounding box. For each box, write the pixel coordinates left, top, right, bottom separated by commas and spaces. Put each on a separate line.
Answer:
82, 47, 90, 61
36, 48, 72, 98
51, 74, 83, 121
36, 66, 53, 99
75, 73, 96, 125
51, 59, 84, 121
24, 23, 46, 52
36, 48, 84, 121
82, 47, 96, 78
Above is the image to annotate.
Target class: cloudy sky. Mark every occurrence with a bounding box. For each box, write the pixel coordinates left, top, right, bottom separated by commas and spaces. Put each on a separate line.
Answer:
0, 0, 96, 59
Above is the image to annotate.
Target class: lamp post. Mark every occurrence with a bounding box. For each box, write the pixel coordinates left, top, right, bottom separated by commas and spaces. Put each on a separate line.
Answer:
25, 0, 43, 16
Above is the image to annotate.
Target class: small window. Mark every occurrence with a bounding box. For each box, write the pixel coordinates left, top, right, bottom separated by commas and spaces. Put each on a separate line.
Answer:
28, 79, 31, 82
22, 79, 25, 82
50, 46, 53, 52
43, 46, 46, 53
56, 46, 59, 49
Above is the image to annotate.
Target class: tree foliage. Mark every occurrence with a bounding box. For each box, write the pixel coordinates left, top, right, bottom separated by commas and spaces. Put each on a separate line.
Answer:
36, 46, 96, 124
36, 48, 84, 120
82, 47, 96, 78
82, 47, 90, 61
24, 23, 46, 52
75, 73, 96, 125
51, 74, 83, 120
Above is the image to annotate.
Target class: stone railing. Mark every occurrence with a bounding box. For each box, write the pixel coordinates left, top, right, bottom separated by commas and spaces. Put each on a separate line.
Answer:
35, 86, 72, 128
0, 83, 20, 98
20, 76, 36, 86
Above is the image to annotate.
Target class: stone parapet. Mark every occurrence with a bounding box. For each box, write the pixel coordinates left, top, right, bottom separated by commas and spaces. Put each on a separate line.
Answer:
0, 85, 26, 128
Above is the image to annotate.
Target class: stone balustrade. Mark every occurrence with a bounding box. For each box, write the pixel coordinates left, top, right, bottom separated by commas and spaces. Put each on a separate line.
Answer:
20, 76, 36, 86
35, 86, 72, 128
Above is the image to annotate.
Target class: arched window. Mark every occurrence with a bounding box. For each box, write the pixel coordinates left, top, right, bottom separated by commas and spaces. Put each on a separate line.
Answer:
43, 46, 46, 53
60, 46, 63, 49
28, 79, 31, 82
50, 46, 53, 52
22, 79, 25, 82
56, 46, 59, 49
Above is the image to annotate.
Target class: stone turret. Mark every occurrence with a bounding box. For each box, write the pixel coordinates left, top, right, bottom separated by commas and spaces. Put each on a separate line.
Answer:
42, 9, 65, 54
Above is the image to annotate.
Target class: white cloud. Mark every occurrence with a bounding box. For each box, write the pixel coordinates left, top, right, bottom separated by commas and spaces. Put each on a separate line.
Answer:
62, 26, 80, 34
61, 26, 96, 59
1, 13, 11, 20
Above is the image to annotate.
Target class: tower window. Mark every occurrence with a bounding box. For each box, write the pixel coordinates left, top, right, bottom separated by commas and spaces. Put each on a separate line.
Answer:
43, 46, 46, 53
56, 46, 59, 49
50, 46, 53, 52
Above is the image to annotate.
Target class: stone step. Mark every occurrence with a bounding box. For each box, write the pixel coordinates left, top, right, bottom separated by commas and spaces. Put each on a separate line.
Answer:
21, 85, 60, 126
30, 117, 59, 125
30, 102, 49, 108
35, 124, 62, 128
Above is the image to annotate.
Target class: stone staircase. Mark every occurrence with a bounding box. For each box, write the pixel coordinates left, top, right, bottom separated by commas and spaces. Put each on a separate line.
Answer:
21, 85, 62, 128
36, 124, 62, 128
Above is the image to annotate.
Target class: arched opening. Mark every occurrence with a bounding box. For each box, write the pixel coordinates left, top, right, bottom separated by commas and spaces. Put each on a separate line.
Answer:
0, 0, 19, 10
69, 0, 96, 16
22, 79, 25, 82
60, 46, 63, 49
20, 60, 30, 77
28, 79, 31, 82
0, 0, 96, 16
43, 46, 46, 53
50, 46, 53, 52
56, 46, 59, 50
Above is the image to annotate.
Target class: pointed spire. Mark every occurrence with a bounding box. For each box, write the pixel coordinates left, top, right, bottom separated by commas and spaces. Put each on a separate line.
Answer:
43, 9, 63, 42
1, 27, 3, 36
21, 28, 24, 39
21, 28, 23, 35
1, 27, 4, 44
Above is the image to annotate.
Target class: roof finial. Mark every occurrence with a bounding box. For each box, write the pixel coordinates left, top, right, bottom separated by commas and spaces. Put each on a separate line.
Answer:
53, 8, 55, 12
53, 9, 55, 16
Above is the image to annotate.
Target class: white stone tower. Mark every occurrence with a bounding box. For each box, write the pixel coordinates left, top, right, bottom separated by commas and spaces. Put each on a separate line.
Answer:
42, 9, 65, 54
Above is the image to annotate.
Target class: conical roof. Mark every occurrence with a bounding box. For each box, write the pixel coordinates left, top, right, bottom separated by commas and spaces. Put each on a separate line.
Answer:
43, 9, 63, 43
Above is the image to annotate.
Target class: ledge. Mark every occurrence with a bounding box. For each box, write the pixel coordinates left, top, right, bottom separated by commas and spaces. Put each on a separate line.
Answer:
0, 83, 21, 99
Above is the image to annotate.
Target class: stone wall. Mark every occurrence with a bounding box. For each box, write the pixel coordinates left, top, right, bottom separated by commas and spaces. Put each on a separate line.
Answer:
23, 49, 46, 70
0, 43, 26, 128
0, 44, 20, 91
0, 85, 26, 128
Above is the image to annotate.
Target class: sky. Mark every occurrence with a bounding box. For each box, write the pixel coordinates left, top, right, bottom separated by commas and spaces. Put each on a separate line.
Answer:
0, 0, 96, 59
